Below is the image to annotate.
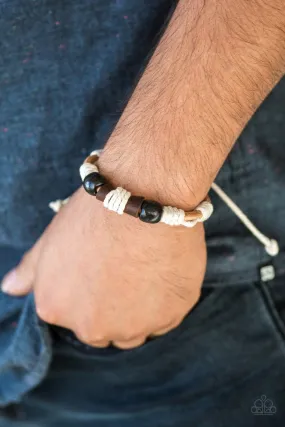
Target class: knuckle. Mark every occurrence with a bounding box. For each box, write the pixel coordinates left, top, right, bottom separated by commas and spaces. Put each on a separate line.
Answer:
75, 331, 92, 345
75, 326, 104, 345
120, 327, 141, 342
171, 316, 184, 330
152, 311, 187, 336
108, 323, 144, 344
90, 340, 110, 348
113, 337, 146, 350
152, 322, 176, 337
120, 332, 136, 342
35, 301, 56, 324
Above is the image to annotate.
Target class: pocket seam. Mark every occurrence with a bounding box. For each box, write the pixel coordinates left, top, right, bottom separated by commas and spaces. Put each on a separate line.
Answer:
257, 281, 285, 354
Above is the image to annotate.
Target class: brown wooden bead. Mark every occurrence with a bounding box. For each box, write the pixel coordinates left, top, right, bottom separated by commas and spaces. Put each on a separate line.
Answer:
184, 210, 203, 221
184, 196, 210, 221
83, 173, 106, 196
84, 154, 99, 165
123, 196, 145, 218
96, 184, 114, 202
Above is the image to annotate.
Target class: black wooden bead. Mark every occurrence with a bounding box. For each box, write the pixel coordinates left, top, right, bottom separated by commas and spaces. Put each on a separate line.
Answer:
139, 200, 163, 224
83, 172, 106, 195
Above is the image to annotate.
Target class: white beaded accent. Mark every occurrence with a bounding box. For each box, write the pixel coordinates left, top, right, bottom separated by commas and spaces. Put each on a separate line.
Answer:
160, 201, 214, 227
196, 200, 214, 222
90, 149, 103, 156
79, 163, 99, 181
161, 206, 185, 226
103, 187, 131, 215
182, 218, 199, 228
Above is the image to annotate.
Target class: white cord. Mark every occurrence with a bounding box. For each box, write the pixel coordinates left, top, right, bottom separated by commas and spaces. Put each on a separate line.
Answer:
196, 200, 214, 222
161, 206, 186, 226
79, 163, 99, 181
90, 149, 103, 156
211, 182, 279, 257
103, 187, 131, 215
49, 198, 69, 212
161, 201, 213, 228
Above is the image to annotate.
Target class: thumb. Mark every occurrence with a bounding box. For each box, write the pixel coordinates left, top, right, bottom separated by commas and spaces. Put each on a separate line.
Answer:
1, 238, 43, 296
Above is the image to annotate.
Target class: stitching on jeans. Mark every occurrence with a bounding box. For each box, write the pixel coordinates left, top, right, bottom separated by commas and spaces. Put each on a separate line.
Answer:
257, 282, 285, 352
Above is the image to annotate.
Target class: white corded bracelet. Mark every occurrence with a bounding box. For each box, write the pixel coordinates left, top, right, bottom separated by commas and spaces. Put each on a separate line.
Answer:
49, 150, 279, 257
78, 151, 214, 228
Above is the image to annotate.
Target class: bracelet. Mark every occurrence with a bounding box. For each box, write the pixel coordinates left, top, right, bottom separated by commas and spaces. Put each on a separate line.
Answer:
79, 151, 213, 228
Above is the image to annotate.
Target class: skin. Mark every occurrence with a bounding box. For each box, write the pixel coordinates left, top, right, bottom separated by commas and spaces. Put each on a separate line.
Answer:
4, 189, 206, 348
2, 0, 285, 348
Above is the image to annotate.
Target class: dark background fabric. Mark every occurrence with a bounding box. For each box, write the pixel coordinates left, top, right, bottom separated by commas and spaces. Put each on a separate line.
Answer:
2, 280, 285, 426
0, 0, 176, 250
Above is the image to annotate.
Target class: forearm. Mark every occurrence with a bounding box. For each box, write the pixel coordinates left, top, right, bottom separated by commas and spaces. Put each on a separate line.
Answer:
99, 0, 285, 208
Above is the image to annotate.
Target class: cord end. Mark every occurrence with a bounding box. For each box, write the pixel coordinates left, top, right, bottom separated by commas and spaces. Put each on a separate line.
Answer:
49, 198, 70, 213
265, 239, 279, 257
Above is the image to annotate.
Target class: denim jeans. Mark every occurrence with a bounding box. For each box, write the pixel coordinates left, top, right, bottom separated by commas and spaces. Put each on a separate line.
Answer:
1, 272, 285, 426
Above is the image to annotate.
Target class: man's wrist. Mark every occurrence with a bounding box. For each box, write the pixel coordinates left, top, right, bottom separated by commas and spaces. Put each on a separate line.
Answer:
98, 143, 211, 210
98, 0, 285, 210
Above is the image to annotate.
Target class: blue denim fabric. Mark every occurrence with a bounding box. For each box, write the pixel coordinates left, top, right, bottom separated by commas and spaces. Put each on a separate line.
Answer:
2, 280, 285, 426
0, 0, 176, 248
0, 292, 51, 408
0, 248, 51, 408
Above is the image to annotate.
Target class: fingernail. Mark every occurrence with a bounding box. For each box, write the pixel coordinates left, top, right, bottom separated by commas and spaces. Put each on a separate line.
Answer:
1, 269, 20, 294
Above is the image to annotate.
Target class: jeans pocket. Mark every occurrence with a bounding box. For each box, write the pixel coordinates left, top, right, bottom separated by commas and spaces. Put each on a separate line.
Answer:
50, 286, 218, 360
258, 275, 285, 349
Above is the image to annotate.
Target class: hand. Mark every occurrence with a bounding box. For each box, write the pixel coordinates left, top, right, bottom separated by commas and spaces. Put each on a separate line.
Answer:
1, 186, 206, 349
